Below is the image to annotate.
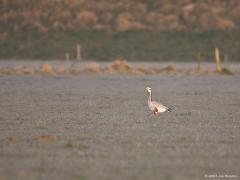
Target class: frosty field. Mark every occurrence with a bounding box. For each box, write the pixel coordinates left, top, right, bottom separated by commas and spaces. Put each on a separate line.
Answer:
0, 74, 239, 180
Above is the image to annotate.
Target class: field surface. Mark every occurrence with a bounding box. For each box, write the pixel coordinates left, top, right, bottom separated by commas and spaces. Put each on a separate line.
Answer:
0, 74, 240, 180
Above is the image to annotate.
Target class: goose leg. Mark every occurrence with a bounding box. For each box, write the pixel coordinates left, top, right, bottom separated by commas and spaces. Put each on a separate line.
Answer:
154, 107, 159, 116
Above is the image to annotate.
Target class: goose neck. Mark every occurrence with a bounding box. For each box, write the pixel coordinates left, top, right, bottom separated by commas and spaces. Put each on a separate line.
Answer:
148, 91, 152, 102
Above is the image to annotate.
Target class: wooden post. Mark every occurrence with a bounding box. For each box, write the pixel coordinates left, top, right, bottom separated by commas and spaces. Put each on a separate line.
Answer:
65, 52, 70, 61
197, 52, 201, 72
215, 47, 222, 73
76, 44, 81, 61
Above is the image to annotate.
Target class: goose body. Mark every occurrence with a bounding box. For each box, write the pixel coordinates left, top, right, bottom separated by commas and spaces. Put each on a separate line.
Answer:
146, 87, 171, 115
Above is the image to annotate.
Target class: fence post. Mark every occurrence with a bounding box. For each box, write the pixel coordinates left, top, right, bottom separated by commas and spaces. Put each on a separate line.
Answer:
215, 47, 222, 73
76, 44, 81, 61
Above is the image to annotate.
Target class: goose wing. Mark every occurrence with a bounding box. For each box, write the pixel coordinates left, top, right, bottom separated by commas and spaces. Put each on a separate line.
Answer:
151, 101, 170, 112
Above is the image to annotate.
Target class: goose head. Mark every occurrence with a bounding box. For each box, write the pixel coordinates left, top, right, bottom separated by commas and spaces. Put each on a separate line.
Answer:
146, 87, 151, 93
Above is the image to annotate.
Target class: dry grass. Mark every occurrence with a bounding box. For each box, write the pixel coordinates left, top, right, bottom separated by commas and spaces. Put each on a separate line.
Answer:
1, 0, 240, 34
0, 60, 237, 76
40, 63, 53, 73
115, 13, 146, 32
83, 62, 101, 73
75, 11, 98, 28
5, 136, 22, 143
136, 66, 153, 75
57, 65, 68, 74
33, 135, 60, 142
107, 58, 132, 73
21, 66, 36, 74
219, 67, 234, 75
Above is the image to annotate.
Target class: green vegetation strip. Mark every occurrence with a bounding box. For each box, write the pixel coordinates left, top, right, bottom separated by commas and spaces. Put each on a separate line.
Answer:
0, 30, 239, 61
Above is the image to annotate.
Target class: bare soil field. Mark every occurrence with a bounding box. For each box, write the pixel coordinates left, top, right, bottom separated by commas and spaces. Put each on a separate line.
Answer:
0, 74, 240, 180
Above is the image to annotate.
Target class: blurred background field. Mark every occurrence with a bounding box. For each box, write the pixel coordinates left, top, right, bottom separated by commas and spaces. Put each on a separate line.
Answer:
0, 0, 240, 62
